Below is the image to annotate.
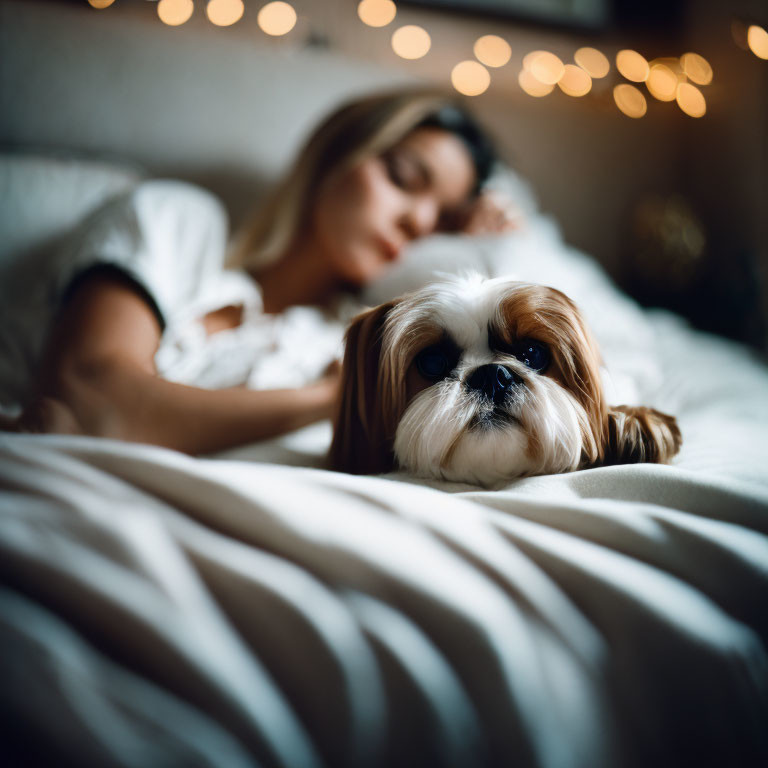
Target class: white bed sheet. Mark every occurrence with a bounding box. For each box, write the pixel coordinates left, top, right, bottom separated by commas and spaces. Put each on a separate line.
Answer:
1, 418, 767, 767
2, 297, 768, 766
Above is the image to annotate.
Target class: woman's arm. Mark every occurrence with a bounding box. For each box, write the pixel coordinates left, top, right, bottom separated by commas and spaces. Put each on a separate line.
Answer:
14, 272, 339, 455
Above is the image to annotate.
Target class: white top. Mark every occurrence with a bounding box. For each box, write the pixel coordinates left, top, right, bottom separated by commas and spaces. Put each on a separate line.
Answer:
0, 180, 346, 415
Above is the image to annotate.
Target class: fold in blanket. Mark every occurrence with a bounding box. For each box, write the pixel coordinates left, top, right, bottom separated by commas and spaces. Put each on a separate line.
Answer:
1, 433, 767, 768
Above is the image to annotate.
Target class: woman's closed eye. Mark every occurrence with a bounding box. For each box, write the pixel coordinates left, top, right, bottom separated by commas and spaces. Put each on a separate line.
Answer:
384, 150, 427, 192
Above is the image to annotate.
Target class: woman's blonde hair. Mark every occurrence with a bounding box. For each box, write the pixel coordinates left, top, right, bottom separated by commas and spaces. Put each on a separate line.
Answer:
229, 88, 494, 270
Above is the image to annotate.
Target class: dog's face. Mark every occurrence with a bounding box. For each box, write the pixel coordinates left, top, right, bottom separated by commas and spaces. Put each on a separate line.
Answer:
331, 274, 681, 485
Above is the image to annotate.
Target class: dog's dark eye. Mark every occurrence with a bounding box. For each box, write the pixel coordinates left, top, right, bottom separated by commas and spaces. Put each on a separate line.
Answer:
513, 339, 550, 372
416, 345, 451, 381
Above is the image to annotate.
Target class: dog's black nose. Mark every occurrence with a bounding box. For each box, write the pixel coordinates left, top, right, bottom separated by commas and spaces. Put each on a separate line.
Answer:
466, 364, 521, 404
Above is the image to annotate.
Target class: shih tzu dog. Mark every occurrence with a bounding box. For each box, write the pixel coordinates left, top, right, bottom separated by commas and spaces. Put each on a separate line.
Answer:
330, 274, 681, 486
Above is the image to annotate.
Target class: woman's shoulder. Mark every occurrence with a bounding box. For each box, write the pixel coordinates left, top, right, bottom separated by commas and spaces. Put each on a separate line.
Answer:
48, 179, 230, 320
64, 179, 226, 251
127, 179, 227, 222
72, 179, 229, 254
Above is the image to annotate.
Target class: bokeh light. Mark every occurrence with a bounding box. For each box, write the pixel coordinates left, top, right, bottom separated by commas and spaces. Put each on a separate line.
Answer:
731, 19, 749, 50
206, 0, 244, 27
616, 49, 650, 82
558, 64, 592, 97
473, 35, 511, 68
158, 0, 194, 26
451, 60, 491, 96
518, 69, 554, 97
650, 57, 686, 83
747, 25, 768, 59
646, 64, 678, 101
528, 51, 564, 85
614, 83, 647, 118
357, 0, 396, 28
676, 83, 706, 118
574, 47, 610, 78
87, 0, 115, 8
680, 53, 712, 85
257, 1, 297, 36
522, 50, 544, 71
391, 25, 431, 60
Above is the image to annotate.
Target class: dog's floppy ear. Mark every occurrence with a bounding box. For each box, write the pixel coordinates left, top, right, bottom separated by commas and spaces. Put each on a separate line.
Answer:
329, 301, 398, 475
602, 405, 682, 465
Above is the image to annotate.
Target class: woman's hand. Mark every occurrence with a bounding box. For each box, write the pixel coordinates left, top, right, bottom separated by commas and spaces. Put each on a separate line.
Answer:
460, 191, 522, 235
3, 397, 86, 437
308, 359, 342, 420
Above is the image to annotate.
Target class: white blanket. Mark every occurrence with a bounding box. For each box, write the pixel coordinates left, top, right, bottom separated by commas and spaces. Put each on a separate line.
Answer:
2, 166, 768, 766
2, 301, 768, 767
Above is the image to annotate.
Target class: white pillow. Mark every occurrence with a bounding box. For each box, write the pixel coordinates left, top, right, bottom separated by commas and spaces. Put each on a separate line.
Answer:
360, 166, 664, 406
0, 153, 142, 268
360, 163, 540, 305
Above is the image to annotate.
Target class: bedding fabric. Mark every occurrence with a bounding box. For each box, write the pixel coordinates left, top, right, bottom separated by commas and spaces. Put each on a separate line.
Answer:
1, 421, 767, 768
2, 162, 768, 767
2, 303, 768, 767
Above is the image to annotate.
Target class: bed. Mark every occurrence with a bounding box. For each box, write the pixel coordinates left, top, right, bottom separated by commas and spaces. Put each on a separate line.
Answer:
2, 148, 768, 767
2, 3, 768, 767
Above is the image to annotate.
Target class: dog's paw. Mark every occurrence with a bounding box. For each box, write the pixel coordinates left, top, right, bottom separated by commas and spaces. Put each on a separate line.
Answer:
604, 405, 682, 465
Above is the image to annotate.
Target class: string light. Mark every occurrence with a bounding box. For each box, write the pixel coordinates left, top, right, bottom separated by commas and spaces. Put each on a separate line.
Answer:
747, 24, 768, 59
731, 19, 749, 50
528, 51, 564, 85
451, 60, 490, 96
558, 64, 591, 97
206, 0, 244, 27
95, 1, 721, 119
649, 57, 685, 83
158, 0, 194, 26
257, 1, 297, 36
616, 50, 650, 82
680, 53, 713, 85
676, 82, 706, 117
646, 64, 678, 101
473, 35, 511, 68
391, 25, 431, 60
522, 50, 544, 71
518, 69, 554, 98
357, 0, 396, 28
614, 83, 647, 118
574, 47, 609, 78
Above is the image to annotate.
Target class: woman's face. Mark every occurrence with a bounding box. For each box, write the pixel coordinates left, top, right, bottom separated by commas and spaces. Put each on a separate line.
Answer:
310, 126, 477, 287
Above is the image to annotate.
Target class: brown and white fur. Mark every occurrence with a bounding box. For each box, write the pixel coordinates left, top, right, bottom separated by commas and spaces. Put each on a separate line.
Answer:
330, 274, 681, 486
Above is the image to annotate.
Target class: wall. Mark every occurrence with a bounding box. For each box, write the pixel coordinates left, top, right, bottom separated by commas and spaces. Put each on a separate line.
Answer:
676, 0, 768, 348
2, 0, 765, 349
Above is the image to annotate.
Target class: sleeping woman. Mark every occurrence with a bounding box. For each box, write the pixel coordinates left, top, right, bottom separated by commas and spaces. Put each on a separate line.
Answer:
0, 89, 517, 454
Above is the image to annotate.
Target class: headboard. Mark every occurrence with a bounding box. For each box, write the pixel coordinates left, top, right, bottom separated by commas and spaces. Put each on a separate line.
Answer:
0, 0, 416, 226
